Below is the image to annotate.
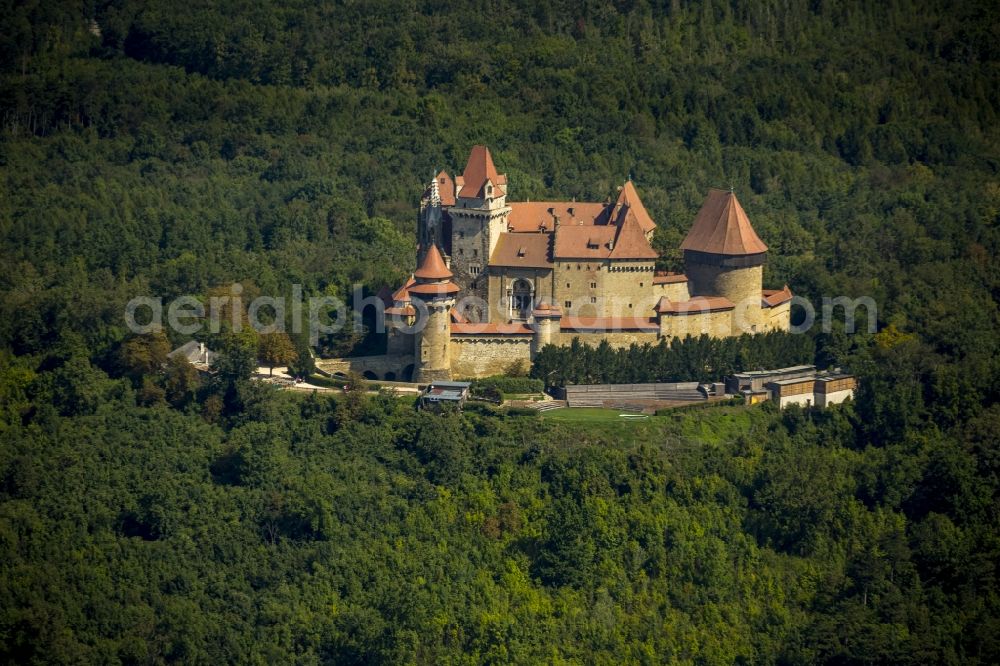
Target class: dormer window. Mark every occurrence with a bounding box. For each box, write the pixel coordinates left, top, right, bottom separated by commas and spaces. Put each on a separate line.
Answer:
517, 246, 526, 257
486, 184, 493, 197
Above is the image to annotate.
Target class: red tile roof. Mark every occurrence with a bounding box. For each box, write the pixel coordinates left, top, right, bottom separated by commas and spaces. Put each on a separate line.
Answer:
608, 210, 659, 260
408, 281, 460, 296
451, 322, 534, 335
507, 201, 608, 233
762, 285, 793, 307
532, 300, 562, 318
414, 244, 453, 280
614, 180, 656, 234
681, 189, 768, 256
457, 145, 505, 199
560, 316, 660, 332
655, 296, 735, 314
489, 232, 553, 268
436, 170, 455, 206
553, 225, 618, 259
390, 275, 416, 303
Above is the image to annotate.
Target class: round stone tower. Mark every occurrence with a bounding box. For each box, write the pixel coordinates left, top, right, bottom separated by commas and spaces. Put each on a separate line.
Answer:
409, 244, 459, 383
680, 189, 769, 333
531, 300, 562, 357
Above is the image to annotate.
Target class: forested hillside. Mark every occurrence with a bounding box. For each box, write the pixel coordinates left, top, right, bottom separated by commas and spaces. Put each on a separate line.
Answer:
1, 0, 999, 663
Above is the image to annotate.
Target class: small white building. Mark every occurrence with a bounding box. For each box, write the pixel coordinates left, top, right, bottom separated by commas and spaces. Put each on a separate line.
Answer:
814, 374, 857, 408
766, 376, 817, 408
762, 371, 857, 409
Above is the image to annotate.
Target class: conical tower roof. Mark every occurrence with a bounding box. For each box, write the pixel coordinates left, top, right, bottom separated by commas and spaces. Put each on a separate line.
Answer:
414, 243, 453, 280
680, 189, 768, 256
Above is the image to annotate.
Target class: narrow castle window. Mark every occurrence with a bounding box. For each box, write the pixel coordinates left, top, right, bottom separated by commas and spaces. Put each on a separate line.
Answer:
590, 281, 596, 288
564, 301, 572, 308
590, 297, 596, 304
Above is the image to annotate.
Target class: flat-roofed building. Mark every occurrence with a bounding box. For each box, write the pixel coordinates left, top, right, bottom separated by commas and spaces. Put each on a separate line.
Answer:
726, 365, 816, 394
766, 376, 816, 408
814, 374, 857, 407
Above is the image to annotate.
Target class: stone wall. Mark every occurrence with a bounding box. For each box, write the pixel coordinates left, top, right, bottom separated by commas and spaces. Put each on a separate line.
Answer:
686, 261, 763, 332
316, 354, 414, 381
553, 259, 605, 318
654, 280, 691, 302
552, 330, 660, 349
551, 259, 657, 318
659, 308, 734, 339
386, 323, 414, 356
762, 301, 791, 332
449, 205, 508, 315
449, 334, 533, 378
601, 261, 659, 316
487, 268, 555, 321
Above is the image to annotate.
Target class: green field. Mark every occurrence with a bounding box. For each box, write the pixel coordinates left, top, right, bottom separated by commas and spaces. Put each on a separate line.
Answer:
541, 407, 653, 422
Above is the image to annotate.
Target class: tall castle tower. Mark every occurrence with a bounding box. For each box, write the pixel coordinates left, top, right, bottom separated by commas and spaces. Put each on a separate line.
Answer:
408, 244, 459, 383
448, 145, 510, 316
680, 189, 769, 334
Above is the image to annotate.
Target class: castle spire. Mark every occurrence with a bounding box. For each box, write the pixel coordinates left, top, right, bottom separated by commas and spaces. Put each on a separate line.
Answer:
429, 172, 441, 206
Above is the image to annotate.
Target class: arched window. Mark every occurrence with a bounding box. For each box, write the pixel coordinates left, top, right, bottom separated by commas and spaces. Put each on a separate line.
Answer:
511, 279, 533, 319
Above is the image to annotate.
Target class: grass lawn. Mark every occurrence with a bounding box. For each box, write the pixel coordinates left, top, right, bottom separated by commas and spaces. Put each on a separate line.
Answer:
504, 393, 545, 401
541, 407, 655, 423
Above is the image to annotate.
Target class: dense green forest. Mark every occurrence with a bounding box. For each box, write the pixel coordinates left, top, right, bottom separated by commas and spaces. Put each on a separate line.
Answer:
1, 0, 999, 662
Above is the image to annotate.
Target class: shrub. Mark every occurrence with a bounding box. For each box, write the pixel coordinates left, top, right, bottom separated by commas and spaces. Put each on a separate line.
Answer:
471, 375, 545, 396
504, 406, 539, 418
463, 400, 502, 416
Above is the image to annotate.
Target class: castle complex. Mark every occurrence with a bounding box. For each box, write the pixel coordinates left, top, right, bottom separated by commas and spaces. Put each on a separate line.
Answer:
326, 145, 792, 382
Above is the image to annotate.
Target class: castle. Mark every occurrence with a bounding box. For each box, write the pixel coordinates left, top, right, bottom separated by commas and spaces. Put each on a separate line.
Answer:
322, 145, 792, 382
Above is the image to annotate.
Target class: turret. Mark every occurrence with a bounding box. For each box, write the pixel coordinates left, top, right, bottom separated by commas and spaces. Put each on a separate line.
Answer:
417, 170, 455, 266
409, 244, 459, 383
531, 300, 562, 357
680, 189, 768, 334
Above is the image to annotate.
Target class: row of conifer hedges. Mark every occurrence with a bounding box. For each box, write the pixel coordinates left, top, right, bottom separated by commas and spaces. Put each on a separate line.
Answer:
470, 375, 545, 396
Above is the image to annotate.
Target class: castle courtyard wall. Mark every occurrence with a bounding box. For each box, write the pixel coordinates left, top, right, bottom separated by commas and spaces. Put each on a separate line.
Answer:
551, 330, 660, 349
659, 309, 734, 339
449, 335, 533, 378
552, 260, 657, 319
762, 301, 791, 332
654, 280, 691, 302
